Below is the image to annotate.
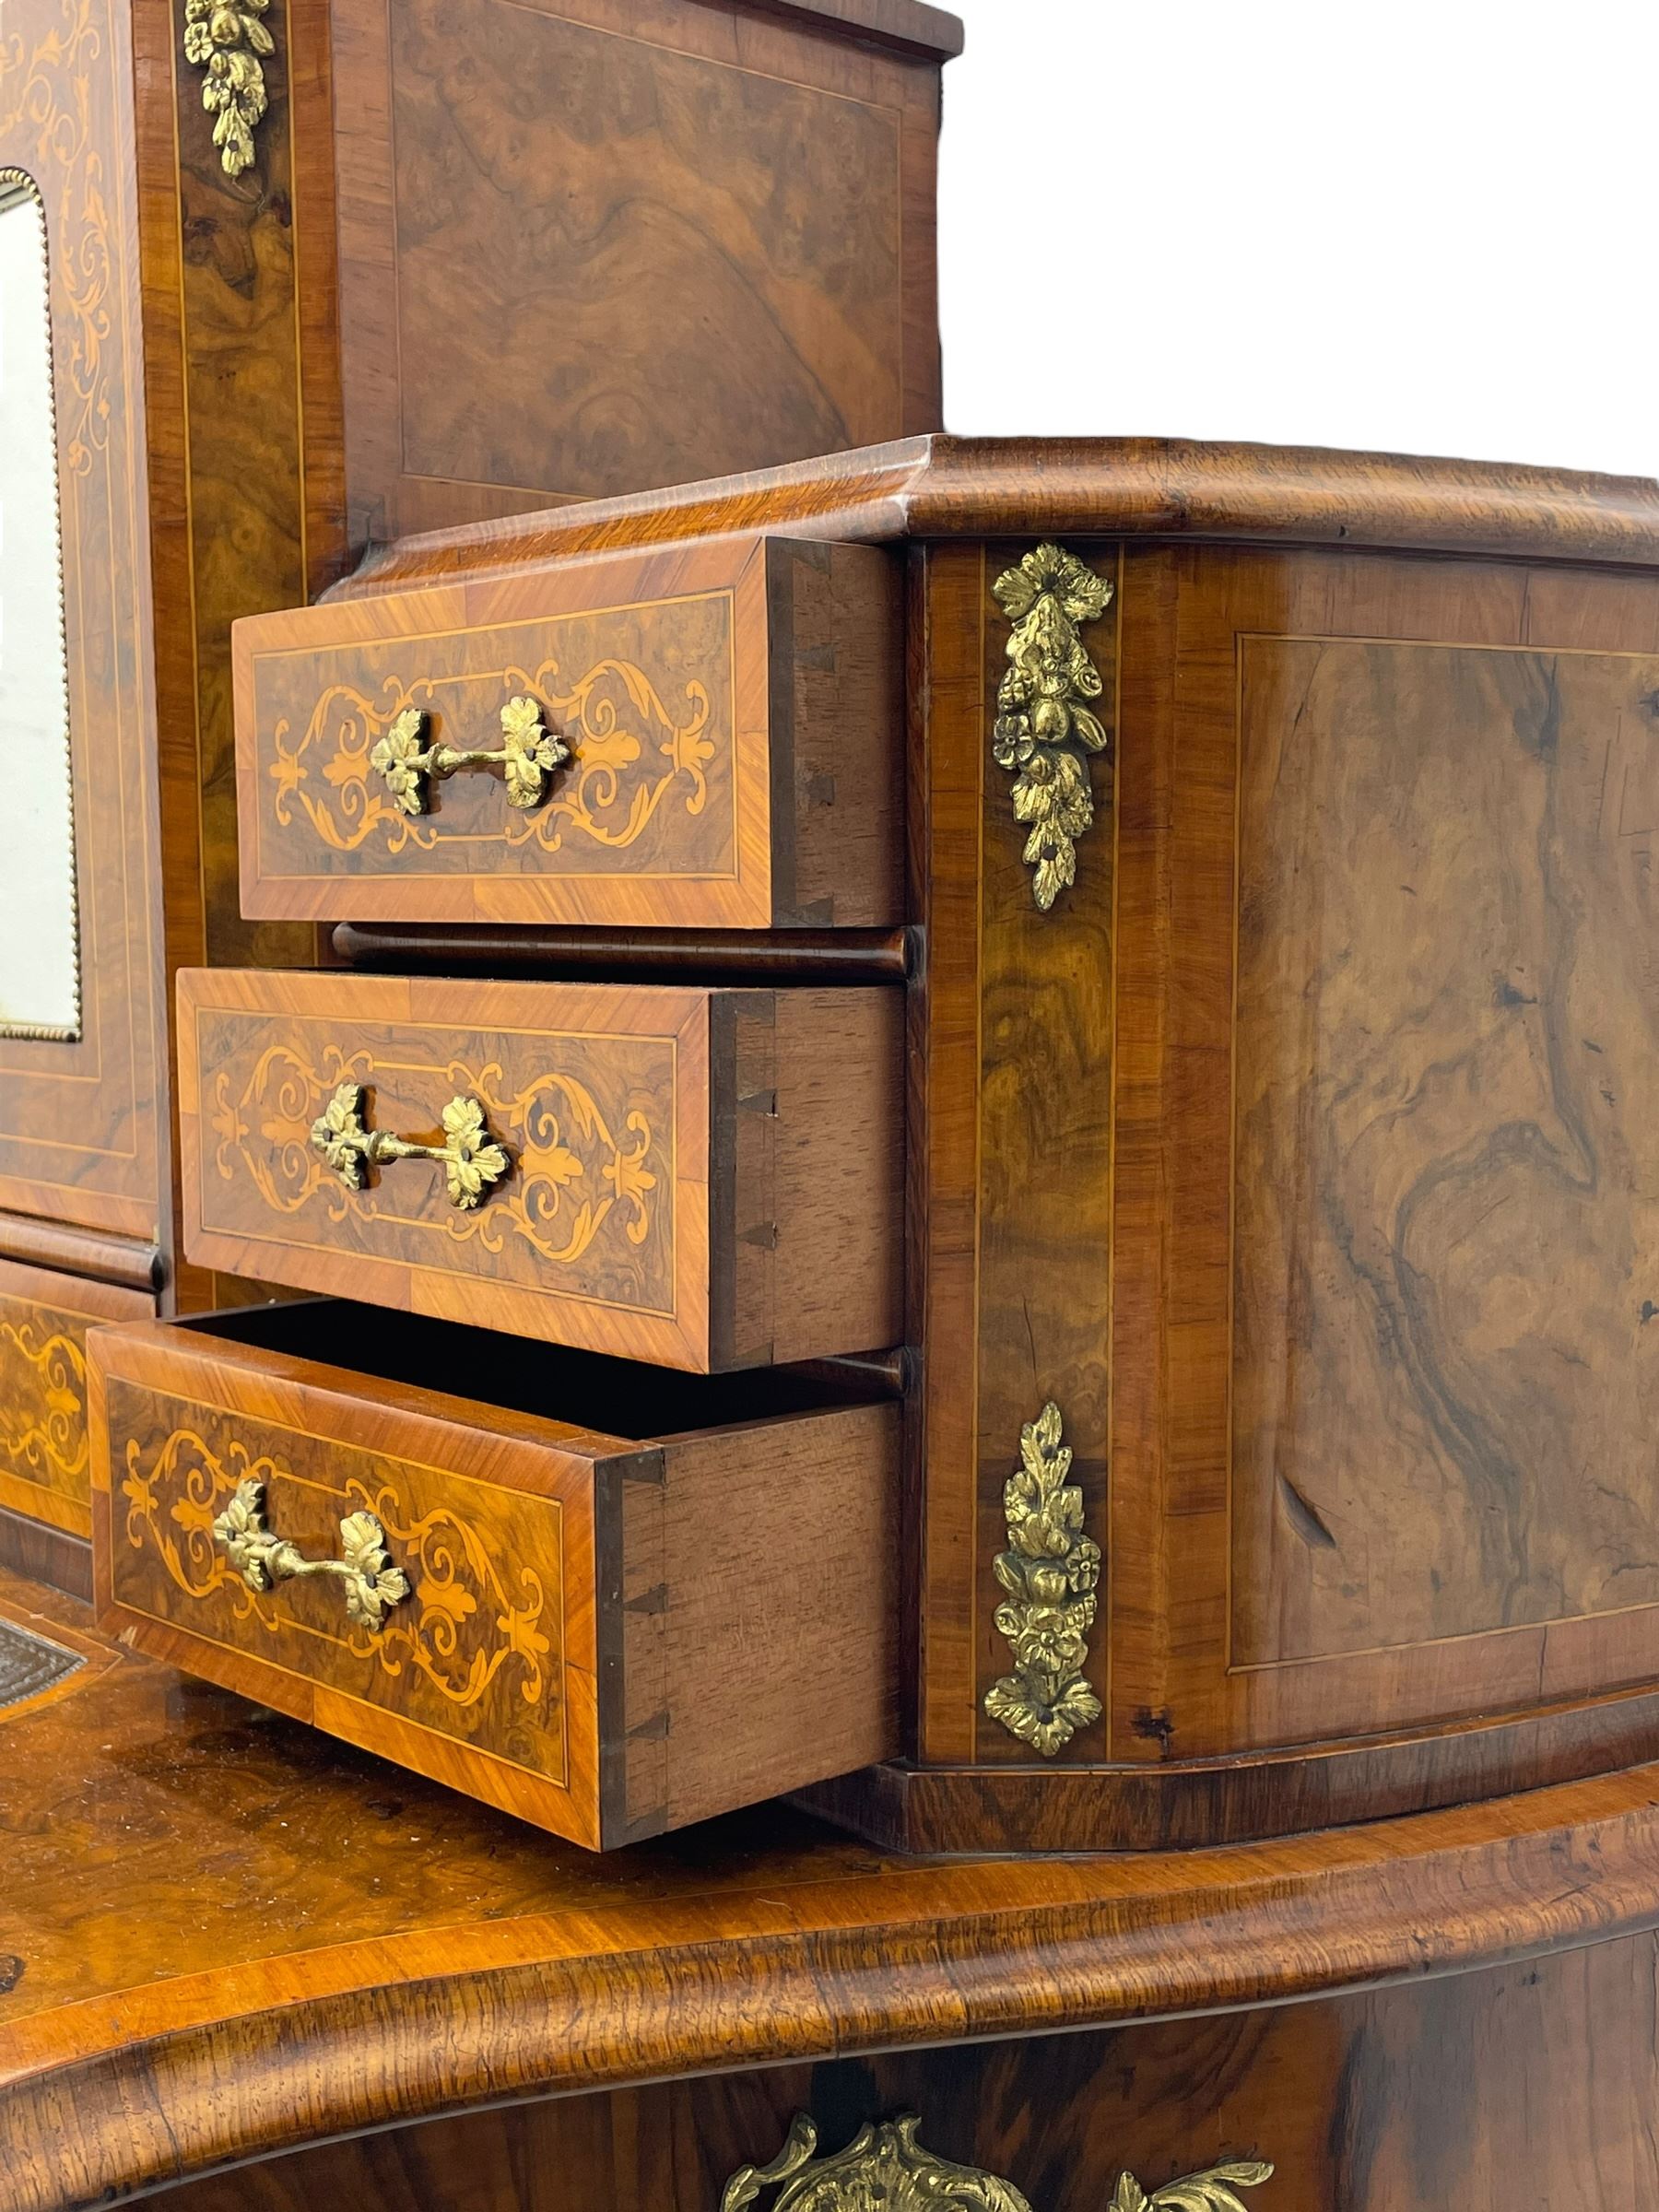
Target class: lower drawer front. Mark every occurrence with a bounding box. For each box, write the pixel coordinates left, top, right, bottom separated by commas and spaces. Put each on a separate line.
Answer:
0, 1257, 153, 1539
89, 1306, 900, 1849
178, 968, 902, 1373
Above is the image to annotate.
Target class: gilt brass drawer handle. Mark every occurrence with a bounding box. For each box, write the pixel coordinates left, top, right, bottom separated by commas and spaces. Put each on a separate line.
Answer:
310, 1082, 510, 1209
211, 1477, 410, 1630
723, 2116, 1273, 2212
371, 697, 570, 817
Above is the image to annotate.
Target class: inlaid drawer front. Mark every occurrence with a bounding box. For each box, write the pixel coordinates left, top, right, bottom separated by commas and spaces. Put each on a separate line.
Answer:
0, 1257, 153, 1538
231, 536, 901, 929
178, 969, 902, 1372
88, 1306, 900, 1847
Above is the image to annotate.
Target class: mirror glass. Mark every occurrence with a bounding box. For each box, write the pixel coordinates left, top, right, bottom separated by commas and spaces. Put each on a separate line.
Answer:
0, 171, 79, 1040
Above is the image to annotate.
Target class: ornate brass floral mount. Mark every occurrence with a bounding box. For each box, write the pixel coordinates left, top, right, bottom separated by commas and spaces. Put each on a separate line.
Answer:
983, 1401, 1103, 1755
370, 697, 570, 818
722, 2116, 1272, 2212
310, 1083, 510, 1210
182, 0, 276, 179
992, 541, 1114, 910
212, 1477, 410, 1630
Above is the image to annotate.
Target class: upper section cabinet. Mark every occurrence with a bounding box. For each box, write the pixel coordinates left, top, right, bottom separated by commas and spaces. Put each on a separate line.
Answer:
292, 0, 958, 546
0, 0, 954, 1245
0, 0, 955, 1565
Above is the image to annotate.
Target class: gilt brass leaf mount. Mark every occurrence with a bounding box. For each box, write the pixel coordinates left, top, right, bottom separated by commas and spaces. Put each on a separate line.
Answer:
370, 696, 570, 818
983, 1400, 1102, 1755
721, 2116, 1273, 2212
212, 1477, 410, 1631
182, 0, 276, 179
992, 541, 1113, 910
309, 1082, 511, 1210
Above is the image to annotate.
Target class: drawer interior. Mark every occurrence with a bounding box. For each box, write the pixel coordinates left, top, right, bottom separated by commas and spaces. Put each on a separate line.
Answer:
183, 1298, 893, 1441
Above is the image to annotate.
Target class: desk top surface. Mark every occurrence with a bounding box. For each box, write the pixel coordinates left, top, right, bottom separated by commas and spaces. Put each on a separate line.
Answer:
6, 1564, 1659, 2206
333, 437, 1659, 602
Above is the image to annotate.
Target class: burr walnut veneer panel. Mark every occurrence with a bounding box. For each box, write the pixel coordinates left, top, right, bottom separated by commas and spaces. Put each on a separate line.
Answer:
1234, 638, 1659, 1667
128, 1936, 1659, 2212
88, 1304, 900, 1848
1121, 553, 1659, 1776
233, 536, 902, 927
178, 969, 902, 1371
329, 0, 947, 538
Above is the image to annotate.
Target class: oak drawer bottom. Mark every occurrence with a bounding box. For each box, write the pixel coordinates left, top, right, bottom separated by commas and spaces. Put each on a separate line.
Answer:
89, 1300, 900, 1849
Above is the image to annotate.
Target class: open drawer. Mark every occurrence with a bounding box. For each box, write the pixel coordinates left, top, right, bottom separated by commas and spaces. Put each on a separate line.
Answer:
89, 1301, 900, 1849
178, 968, 903, 1373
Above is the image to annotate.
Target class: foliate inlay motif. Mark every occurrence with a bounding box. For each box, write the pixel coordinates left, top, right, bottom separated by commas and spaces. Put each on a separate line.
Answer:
991, 542, 1113, 910
0, 1309, 88, 1492
723, 2118, 1273, 2212
182, 0, 275, 178
269, 660, 713, 858
983, 1402, 1103, 1755
122, 1426, 554, 1711
210, 1041, 658, 1267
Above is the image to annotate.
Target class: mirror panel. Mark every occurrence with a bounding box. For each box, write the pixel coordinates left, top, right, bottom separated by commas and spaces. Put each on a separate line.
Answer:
0, 171, 79, 1041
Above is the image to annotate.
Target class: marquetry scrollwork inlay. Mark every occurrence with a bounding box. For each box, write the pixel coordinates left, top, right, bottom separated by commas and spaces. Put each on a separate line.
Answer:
209, 1042, 658, 1267
983, 1401, 1103, 1755
723, 2117, 1273, 2212
122, 1430, 553, 1709
0, 1313, 88, 1488
3, 1, 116, 481
269, 660, 714, 858
991, 542, 1113, 910
182, 0, 275, 178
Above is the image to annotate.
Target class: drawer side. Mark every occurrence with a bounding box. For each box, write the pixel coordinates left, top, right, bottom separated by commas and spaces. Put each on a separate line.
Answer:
643, 1399, 902, 1833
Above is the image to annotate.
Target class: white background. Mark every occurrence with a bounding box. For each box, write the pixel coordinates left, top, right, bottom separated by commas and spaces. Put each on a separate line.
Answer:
937, 1, 1658, 477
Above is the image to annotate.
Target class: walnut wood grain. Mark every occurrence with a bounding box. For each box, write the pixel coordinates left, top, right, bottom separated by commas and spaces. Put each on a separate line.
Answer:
326, 0, 945, 538
331, 438, 1659, 602
13, 1564, 1659, 2206
0, 1212, 163, 1295
233, 537, 903, 929
125, 1934, 1659, 2212
89, 1305, 899, 1847
1098, 548, 1659, 1776
1232, 635, 1659, 1669
177, 969, 901, 1371
740, 0, 964, 59
787, 539, 1659, 1847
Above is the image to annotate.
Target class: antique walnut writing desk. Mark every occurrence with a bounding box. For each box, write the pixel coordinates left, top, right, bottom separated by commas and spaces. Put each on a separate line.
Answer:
8, 441, 1659, 2207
